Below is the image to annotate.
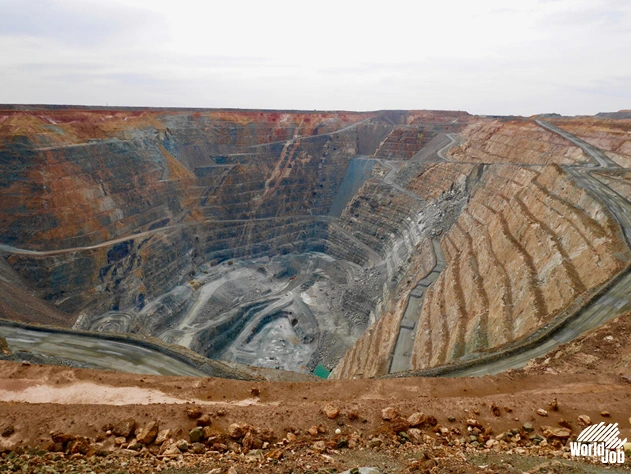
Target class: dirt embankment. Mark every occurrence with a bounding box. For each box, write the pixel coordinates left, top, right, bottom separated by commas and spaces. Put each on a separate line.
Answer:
1, 360, 631, 472
524, 310, 631, 378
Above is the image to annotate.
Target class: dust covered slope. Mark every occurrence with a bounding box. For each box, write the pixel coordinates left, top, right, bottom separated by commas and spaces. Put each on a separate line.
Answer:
1, 360, 631, 473
524, 309, 631, 377
0, 257, 69, 327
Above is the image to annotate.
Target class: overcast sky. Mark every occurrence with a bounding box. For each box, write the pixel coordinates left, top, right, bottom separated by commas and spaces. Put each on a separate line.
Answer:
0, 0, 629, 115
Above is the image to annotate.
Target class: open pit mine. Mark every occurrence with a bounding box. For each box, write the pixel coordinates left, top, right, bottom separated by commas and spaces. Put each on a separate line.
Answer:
1, 106, 631, 382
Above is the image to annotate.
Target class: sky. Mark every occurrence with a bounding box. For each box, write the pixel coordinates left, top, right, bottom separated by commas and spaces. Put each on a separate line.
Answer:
0, 0, 629, 116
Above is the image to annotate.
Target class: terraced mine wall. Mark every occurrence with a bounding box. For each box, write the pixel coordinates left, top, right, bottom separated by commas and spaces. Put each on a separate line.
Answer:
545, 117, 631, 167
332, 118, 631, 379
409, 164, 628, 370
7, 108, 626, 379
330, 161, 482, 378
0, 107, 469, 373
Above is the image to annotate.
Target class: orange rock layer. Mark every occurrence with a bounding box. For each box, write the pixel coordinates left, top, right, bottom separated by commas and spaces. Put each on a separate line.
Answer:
448, 120, 588, 164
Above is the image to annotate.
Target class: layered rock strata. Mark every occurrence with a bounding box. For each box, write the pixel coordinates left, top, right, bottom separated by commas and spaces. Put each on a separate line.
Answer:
4, 109, 631, 379
547, 117, 631, 167
0, 107, 464, 373
330, 161, 481, 378
447, 120, 589, 165
333, 119, 631, 379
410, 164, 628, 370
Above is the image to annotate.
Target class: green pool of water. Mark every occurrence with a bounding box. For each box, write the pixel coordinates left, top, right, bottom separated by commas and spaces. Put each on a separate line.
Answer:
313, 363, 330, 379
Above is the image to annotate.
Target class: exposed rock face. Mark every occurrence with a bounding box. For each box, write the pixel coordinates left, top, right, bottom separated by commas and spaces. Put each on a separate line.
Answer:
113, 418, 135, 438
410, 163, 628, 369
334, 118, 631, 378
374, 127, 434, 160
331, 157, 479, 378
372, 111, 468, 161
548, 118, 631, 167
3, 108, 631, 380
1, 109, 378, 317
404, 163, 477, 201
447, 120, 588, 165
0, 255, 70, 327
331, 238, 438, 378
0, 106, 468, 373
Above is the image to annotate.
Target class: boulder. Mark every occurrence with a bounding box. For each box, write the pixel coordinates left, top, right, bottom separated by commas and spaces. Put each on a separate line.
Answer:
51, 432, 75, 444
155, 429, 171, 445
578, 415, 591, 426
407, 428, 423, 444
127, 442, 143, 451
243, 431, 263, 451
191, 442, 205, 454
407, 412, 426, 427
189, 427, 204, 443
313, 440, 327, 452
136, 421, 159, 445
323, 404, 340, 419
211, 442, 228, 452
46, 442, 64, 453
113, 418, 136, 438
228, 423, 249, 439
381, 407, 398, 421
259, 428, 276, 442
196, 414, 213, 427
161, 443, 181, 457
67, 438, 91, 455
391, 417, 410, 434
542, 426, 571, 439
186, 406, 202, 419
369, 437, 383, 448
466, 419, 482, 428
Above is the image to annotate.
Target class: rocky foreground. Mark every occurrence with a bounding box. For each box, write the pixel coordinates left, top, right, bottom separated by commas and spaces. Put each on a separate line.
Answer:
1, 360, 630, 473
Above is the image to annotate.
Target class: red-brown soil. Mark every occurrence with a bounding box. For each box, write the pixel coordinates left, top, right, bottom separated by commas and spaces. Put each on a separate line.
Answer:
524, 311, 631, 378
1, 360, 630, 472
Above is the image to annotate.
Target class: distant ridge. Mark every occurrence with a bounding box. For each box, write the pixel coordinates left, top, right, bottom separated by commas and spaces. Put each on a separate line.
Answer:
596, 110, 631, 119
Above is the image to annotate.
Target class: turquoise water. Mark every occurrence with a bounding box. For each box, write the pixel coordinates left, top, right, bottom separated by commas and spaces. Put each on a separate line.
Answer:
313, 363, 331, 379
